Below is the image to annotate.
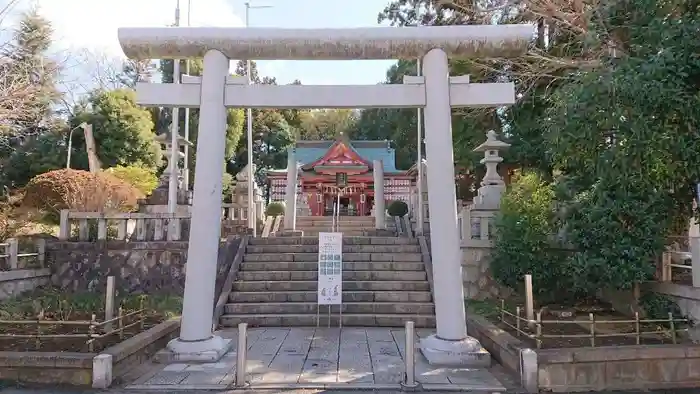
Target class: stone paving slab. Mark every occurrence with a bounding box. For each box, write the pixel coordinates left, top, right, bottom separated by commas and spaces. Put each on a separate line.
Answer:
126, 327, 507, 391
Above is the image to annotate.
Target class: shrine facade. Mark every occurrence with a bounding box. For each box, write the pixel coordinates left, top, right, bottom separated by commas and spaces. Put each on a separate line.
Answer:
267, 139, 413, 216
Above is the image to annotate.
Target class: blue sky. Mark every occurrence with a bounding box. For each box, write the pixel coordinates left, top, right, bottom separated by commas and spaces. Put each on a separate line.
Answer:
6, 0, 399, 87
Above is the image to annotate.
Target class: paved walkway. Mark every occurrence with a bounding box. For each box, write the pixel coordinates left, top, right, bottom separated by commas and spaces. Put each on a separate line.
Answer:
127, 327, 506, 391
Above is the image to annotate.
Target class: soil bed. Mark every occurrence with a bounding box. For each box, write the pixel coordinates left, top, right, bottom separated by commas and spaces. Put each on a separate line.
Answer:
0, 286, 182, 353
492, 306, 690, 348
0, 313, 165, 353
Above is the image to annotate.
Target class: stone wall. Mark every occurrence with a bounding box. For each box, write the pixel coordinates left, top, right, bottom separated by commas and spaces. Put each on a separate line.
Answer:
0, 269, 51, 300
461, 246, 510, 300
46, 238, 241, 295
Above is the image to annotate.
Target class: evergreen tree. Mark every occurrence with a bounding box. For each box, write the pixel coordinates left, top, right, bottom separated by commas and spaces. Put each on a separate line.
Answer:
8, 8, 60, 132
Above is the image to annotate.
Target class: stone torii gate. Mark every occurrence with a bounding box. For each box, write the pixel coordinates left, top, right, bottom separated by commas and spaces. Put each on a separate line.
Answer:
118, 25, 532, 365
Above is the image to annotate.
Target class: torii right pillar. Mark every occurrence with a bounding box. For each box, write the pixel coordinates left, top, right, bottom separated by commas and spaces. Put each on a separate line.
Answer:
419, 48, 490, 367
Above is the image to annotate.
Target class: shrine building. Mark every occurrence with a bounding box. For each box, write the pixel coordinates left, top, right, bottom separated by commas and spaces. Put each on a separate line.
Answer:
267, 138, 414, 216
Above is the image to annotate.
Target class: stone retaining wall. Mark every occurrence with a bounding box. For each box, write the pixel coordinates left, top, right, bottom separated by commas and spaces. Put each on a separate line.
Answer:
461, 246, 510, 300
0, 268, 51, 300
0, 352, 94, 385
46, 238, 241, 295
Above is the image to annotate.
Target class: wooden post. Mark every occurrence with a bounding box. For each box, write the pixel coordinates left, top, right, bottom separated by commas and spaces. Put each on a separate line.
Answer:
525, 274, 535, 329
88, 313, 97, 352
589, 313, 596, 347
669, 312, 677, 344
634, 311, 640, 345
7, 238, 18, 269
104, 276, 116, 331
516, 306, 521, 336
535, 311, 542, 349
118, 307, 124, 340
139, 297, 145, 330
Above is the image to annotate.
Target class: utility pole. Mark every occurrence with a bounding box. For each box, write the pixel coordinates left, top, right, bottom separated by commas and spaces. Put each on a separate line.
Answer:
244, 1, 273, 236
167, 0, 181, 214
416, 59, 424, 234
183, 0, 192, 192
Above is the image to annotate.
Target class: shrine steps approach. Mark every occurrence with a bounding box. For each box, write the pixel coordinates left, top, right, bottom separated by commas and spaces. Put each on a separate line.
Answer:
220, 236, 436, 328
293, 216, 395, 236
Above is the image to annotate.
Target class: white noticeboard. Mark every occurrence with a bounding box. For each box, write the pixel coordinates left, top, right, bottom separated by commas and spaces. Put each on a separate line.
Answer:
317, 232, 343, 305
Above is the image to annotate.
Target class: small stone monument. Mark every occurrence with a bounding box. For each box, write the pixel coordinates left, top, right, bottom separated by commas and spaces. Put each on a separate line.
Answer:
472, 130, 510, 209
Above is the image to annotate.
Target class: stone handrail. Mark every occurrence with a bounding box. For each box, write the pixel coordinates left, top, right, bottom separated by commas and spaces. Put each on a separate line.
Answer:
261, 216, 274, 238
212, 235, 248, 331
0, 238, 46, 270
222, 202, 246, 220
458, 207, 496, 247
270, 215, 283, 236
59, 210, 190, 242
660, 250, 694, 285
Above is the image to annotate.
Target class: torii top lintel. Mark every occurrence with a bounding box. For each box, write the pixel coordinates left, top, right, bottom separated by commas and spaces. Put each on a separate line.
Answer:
117, 25, 533, 60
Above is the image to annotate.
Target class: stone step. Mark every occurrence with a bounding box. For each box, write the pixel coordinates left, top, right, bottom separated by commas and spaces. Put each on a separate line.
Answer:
232, 280, 430, 292
248, 236, 416, 245
298, 231, 368, 236
237, 270, 427, 282
246, 244, 420, 254
243, 253, 422, 262
239, 261, 425, 271
224, 302, 435, 315
229, 290, 433, 303
219, 313, 436, 327
297, 217, 375, 222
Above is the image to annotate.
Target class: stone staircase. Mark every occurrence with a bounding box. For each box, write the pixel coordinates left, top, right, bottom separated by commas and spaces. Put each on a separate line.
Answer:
220, 236, 436, 327
295, 216, 376, 236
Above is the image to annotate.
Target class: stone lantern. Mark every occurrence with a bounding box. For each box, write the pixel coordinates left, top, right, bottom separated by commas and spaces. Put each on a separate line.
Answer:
154, 132, 192, 190
141, 132, 192, 208
473, 130, 510, 209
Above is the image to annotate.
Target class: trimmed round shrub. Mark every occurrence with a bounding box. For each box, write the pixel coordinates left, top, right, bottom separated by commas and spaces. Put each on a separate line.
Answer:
23, 169, 143, 220
105, 165, 159, 196
387, 200, 409, 217
265, 201, 285, 217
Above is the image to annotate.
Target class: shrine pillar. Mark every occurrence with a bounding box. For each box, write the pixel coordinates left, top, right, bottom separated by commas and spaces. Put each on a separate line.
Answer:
284, 149, 297, 229
373, 160, 385, 229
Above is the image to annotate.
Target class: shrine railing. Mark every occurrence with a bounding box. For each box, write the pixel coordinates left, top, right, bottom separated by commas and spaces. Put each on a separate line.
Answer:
458, 207, 495, 247
58, 211, 191, 241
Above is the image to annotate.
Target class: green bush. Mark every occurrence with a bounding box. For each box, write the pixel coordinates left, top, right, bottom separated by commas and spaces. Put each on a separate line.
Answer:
387, 200, 409, 217
222, 172, 234, 199
265, 201, 285, 217
490, 172, 573, 304
105, 165, 159, 196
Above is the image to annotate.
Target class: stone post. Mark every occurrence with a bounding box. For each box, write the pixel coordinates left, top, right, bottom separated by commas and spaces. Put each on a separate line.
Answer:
284, 148, 298, 230
419, 48, 488, 367
690, 218, 700, 287
166, 49, 231, 361
373, 160, 385, 229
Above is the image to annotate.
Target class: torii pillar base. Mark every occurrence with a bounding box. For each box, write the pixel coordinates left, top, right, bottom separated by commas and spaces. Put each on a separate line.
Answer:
419, 335, 491, 367
157, 336, 233, 364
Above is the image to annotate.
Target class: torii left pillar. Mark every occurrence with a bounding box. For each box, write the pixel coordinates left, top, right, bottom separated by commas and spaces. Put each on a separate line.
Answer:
166, 49, 233, 361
